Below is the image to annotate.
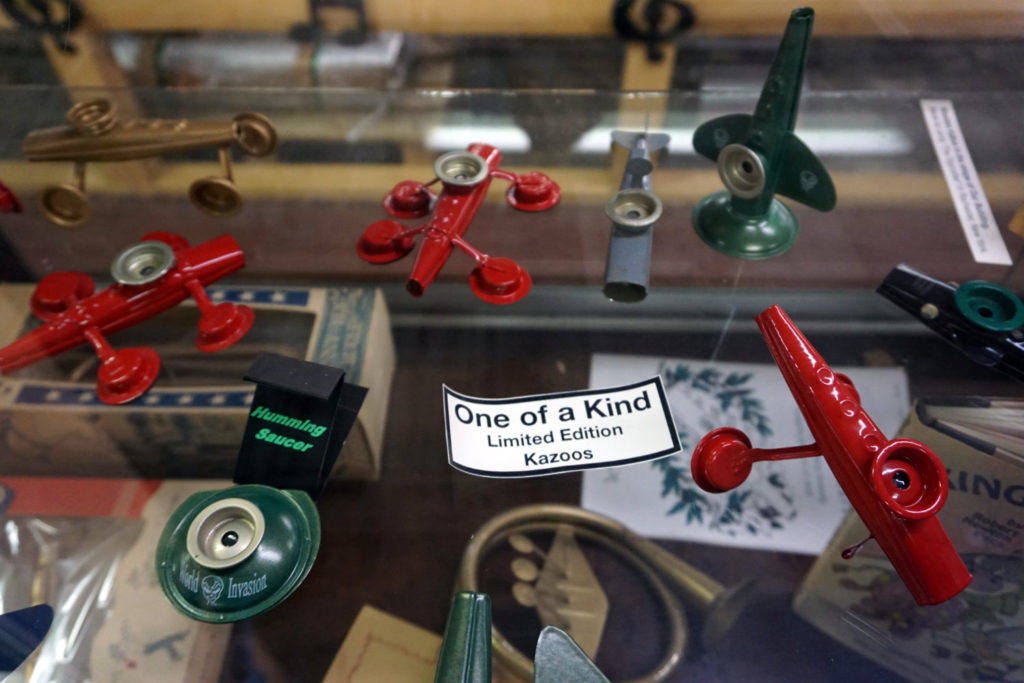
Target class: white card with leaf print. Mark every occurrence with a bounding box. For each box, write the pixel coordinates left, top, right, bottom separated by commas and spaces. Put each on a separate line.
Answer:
580, 353, 910, 555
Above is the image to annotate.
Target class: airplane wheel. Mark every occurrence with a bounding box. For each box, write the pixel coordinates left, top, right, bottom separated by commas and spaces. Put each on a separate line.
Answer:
96, 347, 161, 405
39, 183, 91, 227
954, 280, 1024, 332
30, 271, 95, 320
605, 188, 662, 229
870, 439, 948, 520
506, 172, 560, 211
383, 180, 433, 218
690, 427, 754, 493
66, 98, 117, 136
196, 302, 255, 352
356, 220, 414, 264
468, 257, 532, 305
189, 177, 242, 217
232, 113, 278, 157
110, 240, 176, 285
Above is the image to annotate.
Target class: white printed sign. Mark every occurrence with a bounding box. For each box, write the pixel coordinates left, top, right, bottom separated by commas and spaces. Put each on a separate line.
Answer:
443, 378, 680, 477
920, 99, 1012, 266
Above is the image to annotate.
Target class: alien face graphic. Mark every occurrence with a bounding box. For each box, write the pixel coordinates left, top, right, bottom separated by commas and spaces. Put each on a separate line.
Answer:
201, 575, 224, 604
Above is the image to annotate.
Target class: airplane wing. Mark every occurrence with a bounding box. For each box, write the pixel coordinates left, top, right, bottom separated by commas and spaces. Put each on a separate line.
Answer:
534, 626, 610, 683
611, 130, 641, 150
774, 132, 836, 211
644, 132, 671, 153
611, 131, 670, 153
691, 113, 753, 162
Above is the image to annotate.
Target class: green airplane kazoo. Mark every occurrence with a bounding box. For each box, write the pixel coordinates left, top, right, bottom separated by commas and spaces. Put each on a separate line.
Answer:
692, 6, 836, 259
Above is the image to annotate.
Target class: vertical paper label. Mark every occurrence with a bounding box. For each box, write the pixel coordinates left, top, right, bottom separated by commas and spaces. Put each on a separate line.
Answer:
920, 99, 1012, 266
443, 378, 680, 477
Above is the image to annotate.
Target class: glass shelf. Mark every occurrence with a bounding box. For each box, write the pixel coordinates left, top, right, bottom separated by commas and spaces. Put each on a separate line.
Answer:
0, 59, 1022, 683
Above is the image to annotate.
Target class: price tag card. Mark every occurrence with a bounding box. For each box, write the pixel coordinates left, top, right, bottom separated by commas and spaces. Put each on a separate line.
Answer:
443, 378, 680, 477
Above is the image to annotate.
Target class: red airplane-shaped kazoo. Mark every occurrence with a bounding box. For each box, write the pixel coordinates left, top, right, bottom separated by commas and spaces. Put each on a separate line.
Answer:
690, 305, 971, 605
0, 232, 253, 404
356, 143, 560, 305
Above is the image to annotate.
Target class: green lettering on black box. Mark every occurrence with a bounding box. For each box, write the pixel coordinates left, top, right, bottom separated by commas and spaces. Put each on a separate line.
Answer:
234, 352, 367, 499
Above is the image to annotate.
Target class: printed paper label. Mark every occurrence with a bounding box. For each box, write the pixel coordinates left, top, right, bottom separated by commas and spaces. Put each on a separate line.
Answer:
920, 99, 1012, 265
443, 378, 680, 477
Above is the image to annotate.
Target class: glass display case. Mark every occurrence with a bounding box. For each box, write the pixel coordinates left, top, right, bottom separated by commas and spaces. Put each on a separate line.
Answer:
1, 3, 1022, 682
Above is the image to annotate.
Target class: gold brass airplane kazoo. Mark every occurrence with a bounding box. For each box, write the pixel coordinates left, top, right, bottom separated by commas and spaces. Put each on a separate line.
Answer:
23, 98, 277, 227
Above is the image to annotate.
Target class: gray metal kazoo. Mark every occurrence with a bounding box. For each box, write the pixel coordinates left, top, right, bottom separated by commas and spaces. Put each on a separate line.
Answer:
603, 130, 669, 303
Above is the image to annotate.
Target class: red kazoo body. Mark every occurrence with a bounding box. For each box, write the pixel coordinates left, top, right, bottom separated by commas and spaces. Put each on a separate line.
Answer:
0, 233, 245, 373
755, 305, 970, 604
405, 144, 501, 297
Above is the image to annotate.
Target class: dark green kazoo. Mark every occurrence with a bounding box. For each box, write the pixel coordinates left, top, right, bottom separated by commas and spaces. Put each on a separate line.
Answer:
692, 7, 836, 259
435, 592, 492, 683
156, 484, 320, 623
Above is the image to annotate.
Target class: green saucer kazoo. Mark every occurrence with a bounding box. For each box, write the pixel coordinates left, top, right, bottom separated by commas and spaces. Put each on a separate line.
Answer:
156, 484, 320, 623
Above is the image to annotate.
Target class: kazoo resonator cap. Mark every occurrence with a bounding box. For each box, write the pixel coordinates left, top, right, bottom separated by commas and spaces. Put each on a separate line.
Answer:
156, 484, 320, 623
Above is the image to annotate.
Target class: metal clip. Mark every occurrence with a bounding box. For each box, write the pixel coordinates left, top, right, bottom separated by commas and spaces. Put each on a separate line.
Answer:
0, 0, 82, 54
611, 0, 695, 62
289, 0, 368, 45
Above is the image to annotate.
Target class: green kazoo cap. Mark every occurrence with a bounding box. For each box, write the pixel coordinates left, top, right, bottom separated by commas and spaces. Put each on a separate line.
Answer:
156, 484, 320, 623
954, 280, 1024, 332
